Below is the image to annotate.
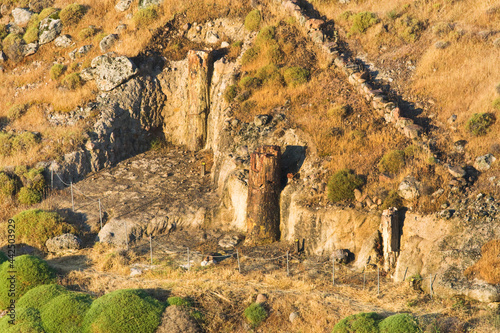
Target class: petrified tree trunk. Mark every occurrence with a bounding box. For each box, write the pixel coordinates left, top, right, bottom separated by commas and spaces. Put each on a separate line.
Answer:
246, 145, 281, 245
381, 207, 400, 271
186, 50, 212, 151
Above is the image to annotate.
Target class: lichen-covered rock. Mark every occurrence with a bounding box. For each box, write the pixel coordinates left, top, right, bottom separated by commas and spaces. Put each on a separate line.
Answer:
474, 154, 496, 171
45, 233, 81, 252
448, 165, 466, 178
115, 0, 133, 12
138, 0, 163, 9
38, 17, 62, 45
12, 8, 33, 26
22, 42, 38, 56
54, 34, 72, 48
99, 33, 118, 52
398, 176, 420, 200
91, 55, 138, 91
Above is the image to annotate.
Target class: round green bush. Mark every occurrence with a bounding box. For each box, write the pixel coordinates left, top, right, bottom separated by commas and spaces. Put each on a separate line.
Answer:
349, 11, 379, 34
82, 289, 165, 333
12, 209, 75, 250
256, 64, 283, 86
223, 85, 238, 103
244, 10, 261, 31
333, 312, 382, 333
327, 169, 365, 203
0, 172, 18, 198
62, 73, 83, 90
378, 150, 405, 174
0, 255, 56, 309
244, 303, 267, 328
23, 15, 41, 44
18, 187, 43, 205
241, 46, 260, 65
239, 76, 262, 90
379, 313, 420, 333
466, 113, 496, 136
78, 26, 97, 40
17, 284, 68, 311
380, 191, 403, 210
0, 306, 44, 333
7, 103, 29, 120
284, 66, 310, 87
60, 3, 87, 26
41, 292, 93, 333
50, 64, 66, 80
2, 33, 25, 62
134, 7, 158, 27
256, 25, 276, 44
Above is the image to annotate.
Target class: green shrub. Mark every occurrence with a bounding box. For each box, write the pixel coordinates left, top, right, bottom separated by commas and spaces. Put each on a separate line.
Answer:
244, 10, 261, 31
0, 306, 45, 333
396, 15, 425, 43
134, 6, 158, 27
23, 14, 41, 44
167, 296, 193, 307
7, 103, 29, 120
2, 33, 25, 62
378, 150, 405, 174
244, 303, 267, 328
224, 85, 238, 103
30, 0, 54, 13
82, 289, 165, 333
0, 132, 12, 156
18, 284, 68, 311
39, 7, 59, 21
18, 187, 42, 205
241, 100, 257, 111
283, 66, 310, 87
349, 12, 379, 34
50, 63, 66, 80
0, 172, 17, 198
327, 169, 365, 203
17, 167, 45, 192
466, 113, 496, 136
379, 313, 420, 333
492, 97, 500, 110
256, 25, 276, 44
79, 26, 97, 40
59, 3, 87, 26
380, 191, 404, 210
403, 144, 422, 158
239, 76, 261, 90
11, 132, 41, 152
0, 255, 56, 308
0, 24, 7, 40
256, 64, 283, 86
41, 292, 93, 333
333, 312, 382, 333
241, 46, 260, 65
62, 73, 83, 90
12, 209, 75, 249
327, 104, 350, 120
265, 41, 284, 64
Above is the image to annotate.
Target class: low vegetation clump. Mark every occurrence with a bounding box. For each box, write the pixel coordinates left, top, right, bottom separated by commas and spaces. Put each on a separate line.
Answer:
41, 292, 93, 333
224, 84, 238, 103
167, 296, 193, 307
0, 24, 7, 40
15, 166, 46, 205
0, 255, 56, 308
244, 303, 267, 328
59, 3, 87, 26
7, 103, 29, 120
256, 64, 283, 86
465, 240, 500, 284
492, 97, 500, 110
239, 76, 262, 90
327, 169, 365, 203
0, 306, 44, 332
17, 284, 68, 311
349, 12, 379, 34
256, 25, 276, 43
0, 132, 41, 157
0, 172, 18, 199
378, 150, 405, 174
23, 16, 40, 44
380, 190, 404, 210
12, 209, 75, 249
50, 64, 67, 80
2, 33, 25, 62
62, 72, 83, 90
379, 313, 420, 333
82, 289, 165, 333
244, 9, 261, 31
333, 312, 382, 333
466, 113, 496, 136
134, 6, 159, 27
395, 15, 426, 43
227, 40, 243, 60
283, 66, 310, 87
79, 26, 98, 40
241, 46, 260, 65
18, 186, 43, 205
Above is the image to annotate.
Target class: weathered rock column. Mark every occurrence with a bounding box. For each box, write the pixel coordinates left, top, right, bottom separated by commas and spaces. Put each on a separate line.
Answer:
246, 145, 281, 245
381, 207, 400, 271
186, 50, 212, 151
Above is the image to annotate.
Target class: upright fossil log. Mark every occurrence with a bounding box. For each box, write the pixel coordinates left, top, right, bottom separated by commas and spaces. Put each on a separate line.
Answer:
246, 145, 281, 245
381, 207, 400, 271
186, 50, 212, 151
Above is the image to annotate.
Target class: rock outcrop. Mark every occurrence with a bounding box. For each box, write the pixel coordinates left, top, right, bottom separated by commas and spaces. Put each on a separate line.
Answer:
46, 233, 82, 252
90, 55, 138, 91
38, 16, 62, 45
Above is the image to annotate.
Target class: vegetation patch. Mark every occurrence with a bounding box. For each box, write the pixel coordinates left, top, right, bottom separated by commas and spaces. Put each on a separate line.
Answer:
62, 73, 83, 90
349, 12, 379, 34
332, 312, 382, 333
0, 306, 44, 332
82, 289, 165, 333
0, 251, 7, 265
134, 6, 158, 28
50, 64, 67, 80
41, 292, 93, 333
79, 26, 98, 40
12, 209, 75, 249
283, 66, 310, 87
0, 24, 7, 40
239, 76, 262, 90
378, 150, 405, 174
466, 113, 495, 136
0, 172, 18, 199
327, 169, 365, 203
244, 9, 261, 31
7, 103, 29, 120
0, 255, 56, 308
224, 84, 238, 103
244, 303, 267, 328
379, 313, 420, 333
60, 3, 87, 26
380, 190, 404, 210
465, 239, 500, 284
241, 46, 260, 65
167, 296, 193, 307
18, 284, 68, 311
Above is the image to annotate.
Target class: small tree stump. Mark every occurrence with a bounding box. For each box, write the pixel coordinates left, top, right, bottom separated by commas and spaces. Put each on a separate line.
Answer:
246, 145, 281, 245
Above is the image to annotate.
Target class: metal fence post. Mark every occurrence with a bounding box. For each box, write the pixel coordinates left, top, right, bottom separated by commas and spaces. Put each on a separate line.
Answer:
377, 266, 380, 295
98, 199, 103, 229
149, 235, 153, 265
286, 251, 289, 276
187, 248, 190, 271
237, 250, 241, 274
70, 182, 74, 211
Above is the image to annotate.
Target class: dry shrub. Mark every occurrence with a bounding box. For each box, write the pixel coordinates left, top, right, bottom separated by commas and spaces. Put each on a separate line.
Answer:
465, 240, 500, 284
89, 242, 133, 274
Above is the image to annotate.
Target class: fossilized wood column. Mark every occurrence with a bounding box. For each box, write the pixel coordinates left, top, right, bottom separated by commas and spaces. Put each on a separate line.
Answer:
186, 50, 212, 151
381, 207, 400, 271
246, 145, 281, 245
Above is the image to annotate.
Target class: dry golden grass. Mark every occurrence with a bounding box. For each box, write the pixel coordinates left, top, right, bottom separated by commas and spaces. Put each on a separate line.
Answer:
465, 239, 500, 284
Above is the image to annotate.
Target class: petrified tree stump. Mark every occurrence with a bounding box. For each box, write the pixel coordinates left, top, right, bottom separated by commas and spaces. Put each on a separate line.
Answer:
381, 207, 400, 271
246, 145, 281, 245
186, 50, 212, 151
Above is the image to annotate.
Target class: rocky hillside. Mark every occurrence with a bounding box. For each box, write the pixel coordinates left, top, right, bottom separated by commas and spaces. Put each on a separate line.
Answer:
0, 0, 499, 332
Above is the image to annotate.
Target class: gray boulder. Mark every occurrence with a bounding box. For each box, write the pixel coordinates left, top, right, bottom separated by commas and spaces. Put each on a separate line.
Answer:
22, 42, 38, 56
99, 33, 118, 52
46, 233, 81, 252
115, 0, 133, 12
138, 0, 163, 9
398, 176, 420, 200
54, 34, 72, 48
474, 154, 496, 172
91, 54, 138, 91
39, 17, 62, 44
12, 8, 33, 26
331, 248, 351, 264
448, 165, 466, 178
